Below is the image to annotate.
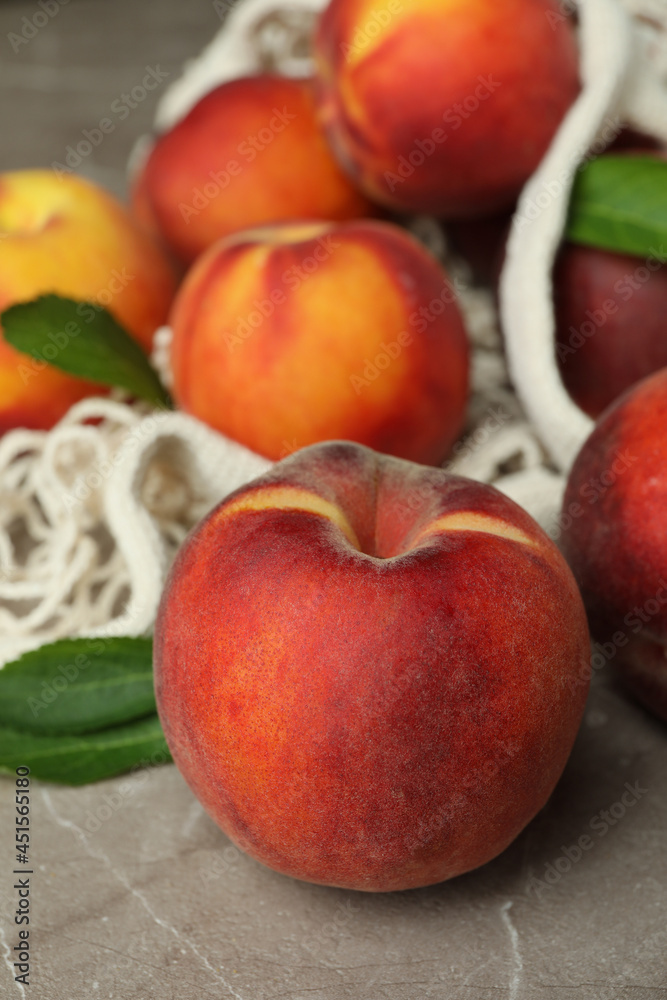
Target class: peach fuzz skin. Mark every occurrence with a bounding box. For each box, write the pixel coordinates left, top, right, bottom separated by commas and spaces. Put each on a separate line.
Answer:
135, 74, 376, 266
0, 171, 177, 433
314, 0, 580, 216
555, 243, 667, 418
561, 370, 667, 722
154, 441, 591, 892
169, 219, 470, 465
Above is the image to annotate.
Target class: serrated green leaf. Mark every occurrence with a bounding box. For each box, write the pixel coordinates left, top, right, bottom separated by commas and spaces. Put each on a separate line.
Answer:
566, 155, 667, 259
0, 714, 171, 785
0, 294, 171, 407
0, 637, 156, 735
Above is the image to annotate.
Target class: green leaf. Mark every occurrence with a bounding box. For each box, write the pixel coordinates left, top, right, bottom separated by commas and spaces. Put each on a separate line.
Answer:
0, 294, 172, 407
566, 155, 667, 259
0, 714, 171, 785
0, 637, 157, 735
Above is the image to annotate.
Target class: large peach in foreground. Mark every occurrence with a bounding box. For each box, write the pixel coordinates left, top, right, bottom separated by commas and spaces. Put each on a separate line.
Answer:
314, 0, 580, 215
155, 441, 591, 891
561, 370, 667, 721
135, 74, 375, 266
169, 219, 470, 464
0, 170, 177, 432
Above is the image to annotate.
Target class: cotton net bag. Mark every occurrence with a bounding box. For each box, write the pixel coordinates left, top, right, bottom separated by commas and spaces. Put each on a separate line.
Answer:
1, 0, 666, 665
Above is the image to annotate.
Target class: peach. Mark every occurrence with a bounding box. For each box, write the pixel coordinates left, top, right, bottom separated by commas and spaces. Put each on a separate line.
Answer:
169, 219, 470, 464
561, 369, 667, 721
135, 74, 376, 266
555, 242, 667, 417
129, 157, 166, 252
554, 150, 667, 418
154, 441, 591, 891
314, 0, 580, 216
0, 170, 177, 433
606, 128, 664, 154
446, 208, 513, 287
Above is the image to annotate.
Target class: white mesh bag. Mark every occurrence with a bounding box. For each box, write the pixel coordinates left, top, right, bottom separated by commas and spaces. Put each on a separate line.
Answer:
1, 0, 666, 665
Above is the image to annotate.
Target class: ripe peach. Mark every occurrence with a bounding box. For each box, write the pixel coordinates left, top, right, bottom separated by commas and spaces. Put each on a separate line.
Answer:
154, 441, 591, 891
314, 0, 580, 216
135, 74, 376, 266
561, 369, 667, 721
555, 245, 667, 418
555, 159, 667, 418
130, 157, 166, 251
0, 170, 177, 433
606, 128, 664, 154
169, 219, 470, 464
446, 208, 513, 287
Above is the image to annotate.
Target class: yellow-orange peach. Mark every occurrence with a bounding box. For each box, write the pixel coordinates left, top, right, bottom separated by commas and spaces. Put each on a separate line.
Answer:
0, 171, 177, 432
134, 74, 376, 266
169, 219, 470, 464
154, 441, 591, 891
314, 0, 580, 215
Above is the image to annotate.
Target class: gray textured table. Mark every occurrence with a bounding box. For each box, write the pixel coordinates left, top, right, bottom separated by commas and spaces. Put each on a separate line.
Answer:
0, 2, 666, 998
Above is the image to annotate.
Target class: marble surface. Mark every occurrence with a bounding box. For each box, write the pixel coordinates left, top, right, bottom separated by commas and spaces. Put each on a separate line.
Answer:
0, 1, 666, 997
0, 670, 666, 999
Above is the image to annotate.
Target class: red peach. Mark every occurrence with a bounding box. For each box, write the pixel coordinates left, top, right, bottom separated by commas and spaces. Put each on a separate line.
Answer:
154, 441, 591, 891
169, 219, 470, 464
314, 0, 580, 215
561, 369, 667, 721
0, 170, 177, 432
130, 156, 166, 251
446, 208, 514, 287
554, 153, 667, 418
606, 128, 665, 153
135, 74, 376, 266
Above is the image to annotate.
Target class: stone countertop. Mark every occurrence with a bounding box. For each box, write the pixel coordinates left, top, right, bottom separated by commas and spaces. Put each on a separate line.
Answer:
0, 1, 666, 997
0, 671, 665, 1000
